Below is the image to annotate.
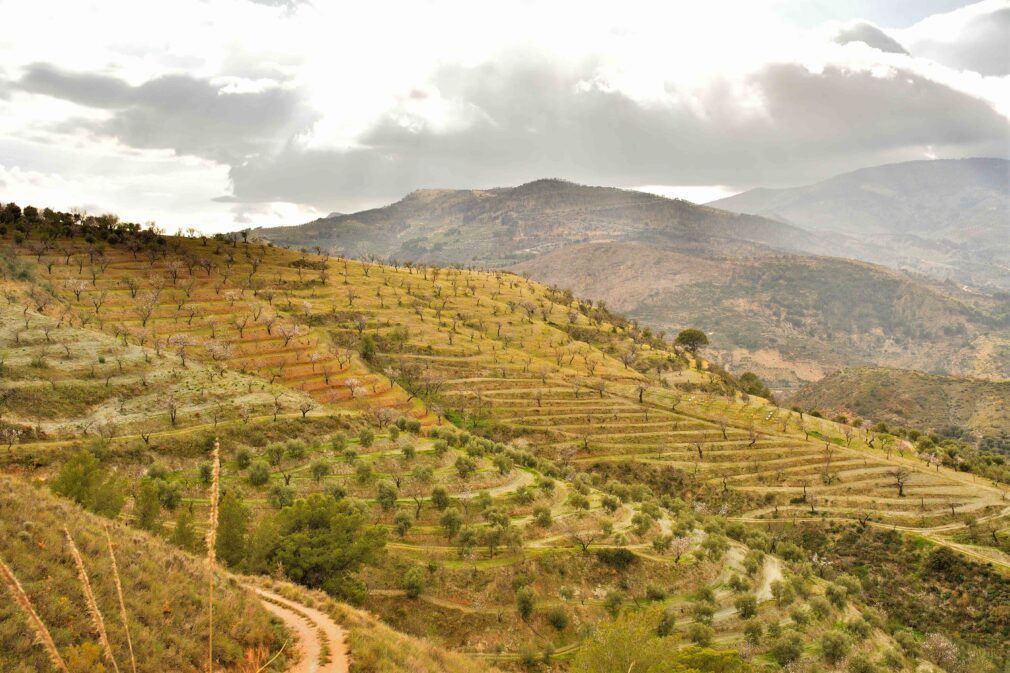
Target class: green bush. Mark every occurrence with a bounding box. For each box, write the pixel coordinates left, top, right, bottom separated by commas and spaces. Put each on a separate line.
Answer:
248, 460, 271, 486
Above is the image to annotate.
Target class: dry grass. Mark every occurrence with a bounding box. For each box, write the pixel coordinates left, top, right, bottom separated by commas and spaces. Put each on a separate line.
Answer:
65, 526, 121, 673
0, 554, 70, 673
105, 523, 137, 673
207, 439, 221, 673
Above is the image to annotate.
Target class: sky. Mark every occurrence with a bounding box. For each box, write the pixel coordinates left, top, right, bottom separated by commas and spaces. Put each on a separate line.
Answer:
0, 0, 1007, 233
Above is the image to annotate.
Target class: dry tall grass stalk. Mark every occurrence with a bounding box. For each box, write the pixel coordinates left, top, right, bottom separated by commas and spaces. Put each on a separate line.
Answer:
206, 438, 221, 673
0, 554, 70, 672
65, 527, 121, 673
104, 523, 137, 673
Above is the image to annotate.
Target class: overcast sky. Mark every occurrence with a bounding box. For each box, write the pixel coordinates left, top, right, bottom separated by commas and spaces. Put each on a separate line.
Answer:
1, 0, 1008, 232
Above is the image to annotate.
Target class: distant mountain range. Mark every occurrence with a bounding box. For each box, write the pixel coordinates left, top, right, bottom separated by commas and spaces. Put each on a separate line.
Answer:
250, 159, 1010, 395
710, 158, 1010, 290
252, 178, 837, 266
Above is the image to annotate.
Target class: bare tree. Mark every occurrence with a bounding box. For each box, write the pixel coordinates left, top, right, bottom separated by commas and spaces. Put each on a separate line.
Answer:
889, 467, 912, 497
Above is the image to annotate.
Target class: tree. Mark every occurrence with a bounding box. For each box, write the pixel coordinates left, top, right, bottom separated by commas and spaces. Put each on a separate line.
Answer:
134, 478, 162, 532
675, 328, 708, 353
889, 467, 912, 497
171, 507, 199, 552
440, 508, 463, 540
248, 460, 271, 486
393, 510, 413, 538
49, 449, 126, 517
516, 586, 536, 622
431, 485, 450, 511
376, 481, 398, 512
821, 630, 851, 665
215, 491, 249, 567
454, 456, 477, 479
734, 593, 757, 619
571, 615, 746, 673
310, 460, 330, 482
770, 632, 803, 665
603, 590, 623, 618
403, 566, 425, 598
270, 494, 386, 604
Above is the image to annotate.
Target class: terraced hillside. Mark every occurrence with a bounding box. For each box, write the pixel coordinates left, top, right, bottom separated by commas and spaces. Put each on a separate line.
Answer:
789, 366, 1010, 442
2, 215, 1009, 669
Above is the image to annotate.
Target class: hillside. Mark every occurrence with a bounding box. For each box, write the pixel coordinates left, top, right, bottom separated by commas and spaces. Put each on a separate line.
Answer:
710, 158, 1010, 290
788, 367, 1010, 442
513, 242, 1010, 394
250, 178, 828, 266
2, 208, 1009, 670
0, 475, 283, 673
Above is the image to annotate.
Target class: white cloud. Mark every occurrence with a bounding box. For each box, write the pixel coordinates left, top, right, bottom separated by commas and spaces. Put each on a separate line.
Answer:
0, 0, 1006, 231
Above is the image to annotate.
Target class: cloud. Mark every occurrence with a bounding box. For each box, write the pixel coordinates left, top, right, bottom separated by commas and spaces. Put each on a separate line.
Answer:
900, 1, 1010, 75
226, 57, 1010, 210
2, 0, 1008, 228
833, 22, 909, 53
17, 63, 316, 164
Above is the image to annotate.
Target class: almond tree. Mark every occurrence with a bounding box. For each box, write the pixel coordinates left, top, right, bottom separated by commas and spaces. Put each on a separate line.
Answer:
889, 467, 912, 497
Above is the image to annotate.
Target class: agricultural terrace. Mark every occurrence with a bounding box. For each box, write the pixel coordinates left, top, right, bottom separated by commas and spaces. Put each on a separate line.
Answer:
2, 223, 1008, 667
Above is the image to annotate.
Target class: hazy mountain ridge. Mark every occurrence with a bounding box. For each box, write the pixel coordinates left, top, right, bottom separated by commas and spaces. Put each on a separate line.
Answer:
513, 242, 1010, 394
710, 158, 1010, 290
252, 178, 830, 266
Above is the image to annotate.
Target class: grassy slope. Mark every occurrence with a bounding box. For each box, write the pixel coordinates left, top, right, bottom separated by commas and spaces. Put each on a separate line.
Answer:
787, 366, 1010, 437
0, 475, 281, 673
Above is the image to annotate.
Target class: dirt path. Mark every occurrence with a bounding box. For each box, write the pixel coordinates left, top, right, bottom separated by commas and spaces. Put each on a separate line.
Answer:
249, 587, 350, 673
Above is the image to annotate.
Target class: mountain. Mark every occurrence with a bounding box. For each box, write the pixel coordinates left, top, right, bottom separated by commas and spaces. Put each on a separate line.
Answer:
710, 158, 1010, 290
513, 242, 1010, 394
788, 366, 1010, 445
251, 178, 831, 266
252, 174, 1010, 394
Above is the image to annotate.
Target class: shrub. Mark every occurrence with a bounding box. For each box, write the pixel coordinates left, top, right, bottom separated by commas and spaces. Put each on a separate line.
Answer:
604, 590, 623, 618
692, 601, 715, 624
686, 623, 714, 647
743, 620, 763, 645
821, 630, 851, 665
358, 428, 374, 448
645, 585, 667, 601
734, 593, 757, 619
247, 460, 271, 486
516, 587, 536, 621
49, 450, 126, 517
596, 548, 637, 570
771, 632, 803, 665
848, 653, 877, 673
546, 606, 568, 631
810, 596, 833, 619
847, 617, 871, 639
235, 447, 252, 469
267, 485, 295, 508
403, 566, 425, 598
